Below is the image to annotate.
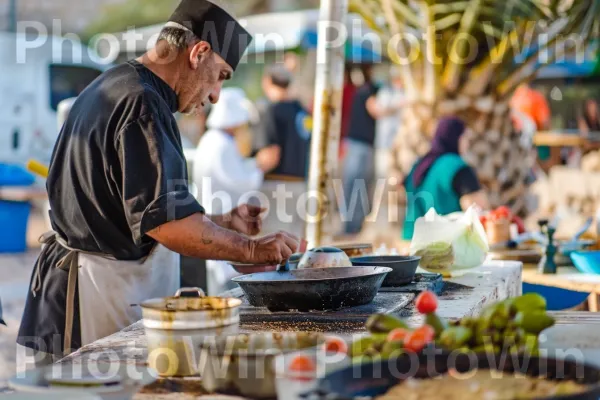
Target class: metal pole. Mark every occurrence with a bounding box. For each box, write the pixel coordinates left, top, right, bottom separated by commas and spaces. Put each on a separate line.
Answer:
9, 0, 17, 32
304, 0, 347, 248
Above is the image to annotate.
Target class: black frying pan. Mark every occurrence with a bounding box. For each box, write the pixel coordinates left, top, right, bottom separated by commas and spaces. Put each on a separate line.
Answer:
231, 266, 391, 312
351, 255, 420, 286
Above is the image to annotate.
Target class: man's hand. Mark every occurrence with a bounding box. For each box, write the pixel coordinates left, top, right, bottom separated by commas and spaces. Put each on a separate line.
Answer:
248, 231, 300, 264
146, 213, 299, 264
210, 204, 265, 236
229, 204, 264, 236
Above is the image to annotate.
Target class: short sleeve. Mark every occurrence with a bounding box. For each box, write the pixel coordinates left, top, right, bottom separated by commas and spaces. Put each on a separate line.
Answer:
117, 112, 204, 245
263, 105, 283, 147
452, 166, 481, 197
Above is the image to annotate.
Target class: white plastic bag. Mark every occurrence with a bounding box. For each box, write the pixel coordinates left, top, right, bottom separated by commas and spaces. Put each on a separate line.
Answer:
409, 206, 489, 275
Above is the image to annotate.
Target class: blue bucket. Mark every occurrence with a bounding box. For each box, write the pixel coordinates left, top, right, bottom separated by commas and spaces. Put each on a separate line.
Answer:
0, 163, 35, 253
0, 200, 31, 253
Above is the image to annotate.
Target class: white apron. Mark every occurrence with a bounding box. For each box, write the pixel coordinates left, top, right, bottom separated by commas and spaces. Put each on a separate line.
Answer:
33, 232, 180, 352
78, 244, 179, 346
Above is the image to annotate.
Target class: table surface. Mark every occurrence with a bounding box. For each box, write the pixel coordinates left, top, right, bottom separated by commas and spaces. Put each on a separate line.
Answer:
53, 262, 522, 399
522, 264, 600, 293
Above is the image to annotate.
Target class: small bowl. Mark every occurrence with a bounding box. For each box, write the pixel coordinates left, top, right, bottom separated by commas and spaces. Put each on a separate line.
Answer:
336, 243, 373, 257
274, 347, 350, 400
230, 262, 278, 274
571, 251, 600, 275
199, 332, 325, 398
297, 247, 352, 269
557, 240, 595, 266
351, 255, 420, 286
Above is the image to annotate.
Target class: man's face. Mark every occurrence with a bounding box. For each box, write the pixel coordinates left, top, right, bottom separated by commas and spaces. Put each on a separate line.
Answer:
179, 43, 233, 115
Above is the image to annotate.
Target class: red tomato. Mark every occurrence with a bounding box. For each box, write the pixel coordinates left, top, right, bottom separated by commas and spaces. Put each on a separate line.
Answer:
288, 354, 316, 381
494, 206, 512, 220
413, 325, 435, 343
324, 336, 348, 354
479, 215, 487, 227
387, 328, 410, 343
404, 331, 428, 353
289, 354, 316, 372
415, 291, 438, 314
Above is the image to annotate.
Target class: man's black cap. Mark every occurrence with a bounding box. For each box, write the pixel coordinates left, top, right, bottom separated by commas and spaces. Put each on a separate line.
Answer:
167, 0, 252, 71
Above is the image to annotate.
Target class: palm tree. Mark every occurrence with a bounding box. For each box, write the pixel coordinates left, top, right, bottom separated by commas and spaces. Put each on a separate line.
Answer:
351, 0, 599, 212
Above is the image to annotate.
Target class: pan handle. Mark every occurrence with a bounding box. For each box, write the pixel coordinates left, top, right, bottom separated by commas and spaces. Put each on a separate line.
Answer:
174, 287, 206, 298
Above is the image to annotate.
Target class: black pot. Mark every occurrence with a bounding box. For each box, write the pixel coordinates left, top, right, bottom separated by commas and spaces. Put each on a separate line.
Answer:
351, 255, 420, 286
313, 351, 600, 400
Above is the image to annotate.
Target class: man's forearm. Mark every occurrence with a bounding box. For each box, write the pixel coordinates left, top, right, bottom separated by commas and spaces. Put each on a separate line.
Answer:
209, 213, 231, 230
147, 213, 252, 262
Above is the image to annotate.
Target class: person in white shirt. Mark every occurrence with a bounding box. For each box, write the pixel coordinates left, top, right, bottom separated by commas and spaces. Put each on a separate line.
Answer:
194, 87, 265, 294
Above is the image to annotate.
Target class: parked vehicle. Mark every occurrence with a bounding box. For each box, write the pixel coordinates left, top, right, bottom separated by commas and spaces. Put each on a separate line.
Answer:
0, 33, 109, 165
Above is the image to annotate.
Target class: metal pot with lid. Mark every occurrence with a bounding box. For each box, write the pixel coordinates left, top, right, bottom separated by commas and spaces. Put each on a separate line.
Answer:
297, 246, 352, 269
140, 287, 241, 377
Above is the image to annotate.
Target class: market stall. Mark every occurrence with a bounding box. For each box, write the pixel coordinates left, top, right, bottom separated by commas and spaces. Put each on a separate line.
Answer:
52, 261, 521, 399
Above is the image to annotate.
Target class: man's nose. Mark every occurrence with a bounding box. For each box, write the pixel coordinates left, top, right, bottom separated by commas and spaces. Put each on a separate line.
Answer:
208, 86, 222, 104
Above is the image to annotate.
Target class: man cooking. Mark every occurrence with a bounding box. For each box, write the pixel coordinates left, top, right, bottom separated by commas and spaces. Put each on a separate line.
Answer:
17, 0, 299, 369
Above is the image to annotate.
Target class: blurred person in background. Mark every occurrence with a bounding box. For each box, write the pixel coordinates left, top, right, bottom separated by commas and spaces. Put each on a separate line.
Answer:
579, 98, 600, 135
402, 117, 489, 240
578, 98, 600, 157
255, 65, 312, 178
339, 66, 357, 159
255, 65, 312, 237
342, 65, 401, 235
194, 87, 266, 295
511, 83, 559, 173
375, 65, 406, 150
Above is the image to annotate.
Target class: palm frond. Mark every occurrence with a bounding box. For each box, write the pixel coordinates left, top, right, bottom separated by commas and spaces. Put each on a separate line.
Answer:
441, 0, 484, 93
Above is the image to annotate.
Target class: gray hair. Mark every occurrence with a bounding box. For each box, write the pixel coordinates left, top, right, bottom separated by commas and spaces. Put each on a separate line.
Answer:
157, 24, 199, 51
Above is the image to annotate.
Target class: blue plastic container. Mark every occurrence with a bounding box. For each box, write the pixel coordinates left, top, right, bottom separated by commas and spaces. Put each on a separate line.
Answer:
571, 251, 600, 275
0, 200, 31, 253
0, 163, 35, 253
523, 283, 589, 310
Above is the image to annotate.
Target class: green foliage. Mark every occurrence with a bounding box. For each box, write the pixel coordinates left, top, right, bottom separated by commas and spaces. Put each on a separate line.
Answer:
351, 0, 600, 97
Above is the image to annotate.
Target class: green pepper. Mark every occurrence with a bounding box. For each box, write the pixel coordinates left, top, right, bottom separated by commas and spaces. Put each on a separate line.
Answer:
514, 311, 555, 334
349, 337, 375, 357
380, 341, 404, 359
510, 293, 547, 313
366, 314, 409, 334
439, 327, 473, 350
425, 313, 448, 338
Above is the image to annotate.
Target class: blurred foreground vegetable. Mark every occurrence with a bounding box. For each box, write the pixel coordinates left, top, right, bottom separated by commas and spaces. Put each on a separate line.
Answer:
351, 292, 554, 361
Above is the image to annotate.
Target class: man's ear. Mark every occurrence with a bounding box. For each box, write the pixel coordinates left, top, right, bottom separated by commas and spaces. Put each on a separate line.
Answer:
190, 41, 211, 70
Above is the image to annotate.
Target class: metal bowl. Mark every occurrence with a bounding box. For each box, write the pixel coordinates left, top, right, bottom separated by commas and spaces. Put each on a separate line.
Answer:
297, 247, 352, 269
350, 255, 420, 286
335, 243, 374, 258
199, 332, 325, 399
